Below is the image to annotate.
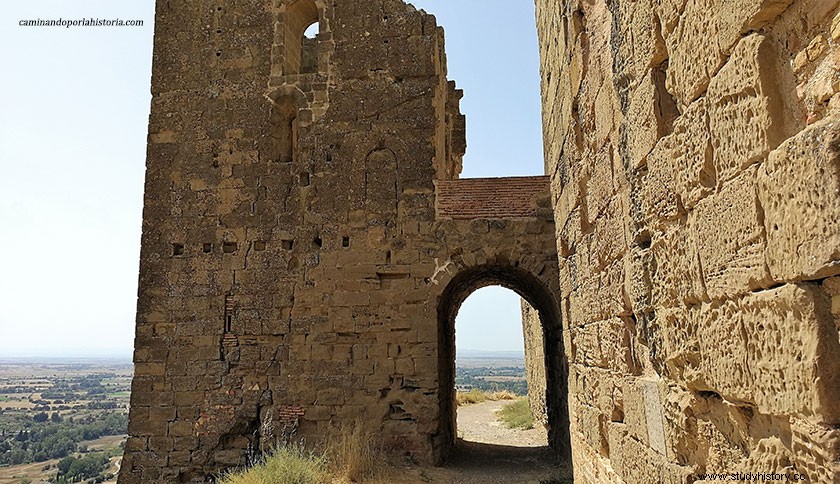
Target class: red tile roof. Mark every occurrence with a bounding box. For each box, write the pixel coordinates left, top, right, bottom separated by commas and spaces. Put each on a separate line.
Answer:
435, 176, 550, 220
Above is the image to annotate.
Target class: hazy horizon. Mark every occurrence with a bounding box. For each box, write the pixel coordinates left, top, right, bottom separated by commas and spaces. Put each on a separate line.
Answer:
0, 348, 524, 361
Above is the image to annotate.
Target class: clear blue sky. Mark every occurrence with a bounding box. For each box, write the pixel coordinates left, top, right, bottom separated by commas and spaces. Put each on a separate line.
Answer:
0, 1, 542, 357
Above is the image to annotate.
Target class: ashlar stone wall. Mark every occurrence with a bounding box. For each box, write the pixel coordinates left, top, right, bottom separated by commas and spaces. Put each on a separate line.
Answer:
534, 0, 840, 481
522, 299, 548, 427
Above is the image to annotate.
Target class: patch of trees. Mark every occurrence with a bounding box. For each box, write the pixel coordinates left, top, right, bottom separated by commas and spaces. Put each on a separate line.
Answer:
85, 401, 118, 410
41, 392, 77, 401
54, 453, 109, 483
3, 386, 39, 394
455, 366, 529, 395
31, 412, 62, 423
457, 378, 529, 395
0, 413, 127, 466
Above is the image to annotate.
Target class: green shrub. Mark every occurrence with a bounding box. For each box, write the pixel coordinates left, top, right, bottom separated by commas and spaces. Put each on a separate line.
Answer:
497, 398, 535, 430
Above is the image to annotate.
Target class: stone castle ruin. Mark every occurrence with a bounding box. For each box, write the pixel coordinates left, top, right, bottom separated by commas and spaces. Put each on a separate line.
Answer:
121, 0, 840, 482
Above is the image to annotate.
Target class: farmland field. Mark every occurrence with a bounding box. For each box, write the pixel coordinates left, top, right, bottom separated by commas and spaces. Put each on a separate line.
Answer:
0, 358, 131, 483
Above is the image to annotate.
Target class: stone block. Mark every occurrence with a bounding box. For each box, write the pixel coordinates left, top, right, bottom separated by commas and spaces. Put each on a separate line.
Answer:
168, 450, 191, 466
614, 0, 668, 83
569, 260, 628, 326
625, 70, 678, 169
149, 436, 174, 453
791, 419, 840, 483
758, 116, 840, 281
174, 391, 204, 407
666, 0, 794, 107
168, 420, 195, 437
571, 431, 624, 484
569, 318, 633, 372
671, 98, 715, 209
658, 383, 701, 464
708, 34, 793, 184
213, 449, 245, 467
589, 198, 629, 272
131, 450, 166, 469
619, 433, 670, 483
620, 377, 668, 460
715, 0, 795, 45
125, 436, 148, 452
650, 220, 707, 307
149, 406, 177, 423
641, 379, 667, 456
594, 75, 619, 145
692, 166, 770, 299
657, 306, 705, 387
575, 403, 608, 454
585, 145, 617, 222
737, 285, 840, 422
569, 365, 622, 420
623, 245, 653, 314
622, 377, 649, 446
135, 362, 166, 377
606, 422, 628, 477
663, 284, 840, 422
641, 136, 681, 228
128, 412, 169, 437
665, 0, 725, 105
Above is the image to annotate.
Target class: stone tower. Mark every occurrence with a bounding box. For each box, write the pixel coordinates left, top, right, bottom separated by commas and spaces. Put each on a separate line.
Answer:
121, 1, 566, 482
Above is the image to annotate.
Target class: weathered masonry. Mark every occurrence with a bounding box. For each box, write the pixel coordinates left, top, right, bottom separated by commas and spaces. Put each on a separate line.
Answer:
535, 0, 840, 481
121, 1, 568, 482
123, 0, 840, 482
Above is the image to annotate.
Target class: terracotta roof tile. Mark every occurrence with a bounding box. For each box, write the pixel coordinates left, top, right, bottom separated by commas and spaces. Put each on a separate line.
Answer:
435, 176, 550, 220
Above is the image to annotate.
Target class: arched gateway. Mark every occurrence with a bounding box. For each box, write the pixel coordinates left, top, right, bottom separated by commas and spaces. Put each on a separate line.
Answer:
120, 1, 570, 482
437, 262, 572, 461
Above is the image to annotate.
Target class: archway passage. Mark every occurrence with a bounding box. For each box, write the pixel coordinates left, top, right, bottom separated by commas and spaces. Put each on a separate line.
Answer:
454, 286, 547, 447
437, 264, 572, 465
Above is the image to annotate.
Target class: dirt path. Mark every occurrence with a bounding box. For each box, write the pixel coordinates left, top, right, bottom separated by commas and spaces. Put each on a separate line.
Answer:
388, 400, 572, 484
456, 400, 548, 447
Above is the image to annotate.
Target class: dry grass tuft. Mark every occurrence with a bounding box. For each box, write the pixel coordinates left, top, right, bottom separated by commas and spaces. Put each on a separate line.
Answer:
221, 423, 390, 484
490, 390, 518, 401
219, 443, 329, 484
456, 388, 518, 406
326, 424, 386, 482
